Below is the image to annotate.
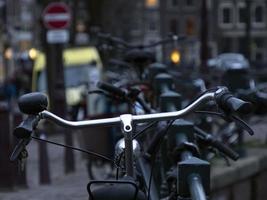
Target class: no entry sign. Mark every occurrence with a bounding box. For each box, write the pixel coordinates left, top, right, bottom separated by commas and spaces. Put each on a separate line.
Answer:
43, 2, 71, 29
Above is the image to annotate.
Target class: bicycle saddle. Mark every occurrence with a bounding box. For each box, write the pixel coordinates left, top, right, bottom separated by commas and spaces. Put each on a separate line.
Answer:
87, 177, 146, 200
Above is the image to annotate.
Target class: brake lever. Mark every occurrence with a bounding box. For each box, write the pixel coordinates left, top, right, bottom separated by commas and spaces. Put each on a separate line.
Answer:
10, 138, 31, 162
228, 114, 254, 136
195, 110, 254, 136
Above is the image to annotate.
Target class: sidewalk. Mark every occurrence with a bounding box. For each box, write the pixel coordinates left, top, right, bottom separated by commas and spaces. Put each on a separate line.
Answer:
0, 170, 89, 200
0, 132, 90, 200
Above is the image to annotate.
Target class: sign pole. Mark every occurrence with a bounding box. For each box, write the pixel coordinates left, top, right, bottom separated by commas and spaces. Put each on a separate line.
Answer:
43, 2, 75, 174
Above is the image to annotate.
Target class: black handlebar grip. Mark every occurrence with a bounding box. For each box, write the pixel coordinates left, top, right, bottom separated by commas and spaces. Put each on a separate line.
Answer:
18, 92, 48, 115
13, 116, 38, 139
225, 96, 252, 115
210, 137, 240, 161
216, 88, 253, 115
97, 81, 127, 97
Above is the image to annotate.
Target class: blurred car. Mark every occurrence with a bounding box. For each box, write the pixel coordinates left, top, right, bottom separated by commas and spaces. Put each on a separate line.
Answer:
208, 53, 249, 70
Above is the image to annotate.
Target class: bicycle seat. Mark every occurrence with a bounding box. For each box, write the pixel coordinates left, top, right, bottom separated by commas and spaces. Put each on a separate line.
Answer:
88, 179, 146, 200
18, 92, 48, 115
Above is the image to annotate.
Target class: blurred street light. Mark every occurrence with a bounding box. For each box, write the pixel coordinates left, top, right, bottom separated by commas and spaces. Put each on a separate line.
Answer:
145, 0, 158, 8
4, 48, 13, 60
170, 49, 181, 65
28, 48, 38, 60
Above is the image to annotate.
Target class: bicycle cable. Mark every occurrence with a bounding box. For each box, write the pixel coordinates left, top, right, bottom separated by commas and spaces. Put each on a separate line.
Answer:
132, 121, 158, 139
115, 151, 125, 180
31, 136, 118, 167
147, 119, 175, 200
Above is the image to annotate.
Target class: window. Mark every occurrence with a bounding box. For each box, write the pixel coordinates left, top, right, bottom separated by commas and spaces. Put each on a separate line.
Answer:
237, 2, 246, 27
255, 6, 263, 23
219, 3, 234, 28
185, 0, 194, 7
148, 20, 156, 31
172, 0, 178, 6
169, 19, 178, 34
222, 8, 231, 23
238, 7, 246, 23
185, 17, 195, 35
168, 0, 178, 8
252, 38, 266, 62
252, 4, 266, 27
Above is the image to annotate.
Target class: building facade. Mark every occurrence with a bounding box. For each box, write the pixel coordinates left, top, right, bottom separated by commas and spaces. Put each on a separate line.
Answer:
213, 0, 267, 66
86, 0, 267, 67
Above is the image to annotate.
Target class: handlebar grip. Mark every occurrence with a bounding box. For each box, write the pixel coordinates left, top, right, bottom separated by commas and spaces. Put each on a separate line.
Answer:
210, 138, 239, 161
18, 92, 48, 115
225, 96, 252, 115
216, 88, 253, 115
13, 116, 39, 139
97, 81, 127, 97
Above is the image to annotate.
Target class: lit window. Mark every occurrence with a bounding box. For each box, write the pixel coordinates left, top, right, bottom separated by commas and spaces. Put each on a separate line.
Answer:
185, 17, 195, 35
146, 0, 158, 8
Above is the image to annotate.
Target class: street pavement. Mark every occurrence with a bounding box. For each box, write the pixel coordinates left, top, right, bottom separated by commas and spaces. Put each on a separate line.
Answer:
0, 133, 90, 200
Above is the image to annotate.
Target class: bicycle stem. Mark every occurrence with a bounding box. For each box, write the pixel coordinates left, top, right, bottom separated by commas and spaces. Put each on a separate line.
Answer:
120, 114, 134, 177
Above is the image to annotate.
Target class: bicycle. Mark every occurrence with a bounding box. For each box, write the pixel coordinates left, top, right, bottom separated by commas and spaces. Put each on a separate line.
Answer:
11, 86, 253, 200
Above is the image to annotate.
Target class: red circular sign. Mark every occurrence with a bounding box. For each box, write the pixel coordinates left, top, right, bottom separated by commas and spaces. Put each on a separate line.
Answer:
43, 2, 71, 29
